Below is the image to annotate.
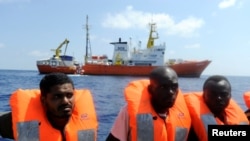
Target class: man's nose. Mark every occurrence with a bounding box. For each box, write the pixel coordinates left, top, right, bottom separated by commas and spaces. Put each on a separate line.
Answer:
216, 95, 222, 101
62, 96, 70, 104
168, 88, 175, 94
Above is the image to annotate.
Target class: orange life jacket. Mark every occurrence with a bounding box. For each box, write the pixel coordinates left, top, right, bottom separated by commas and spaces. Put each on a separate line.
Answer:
10, 89, 98, 141
124, 79, 191, 141
243, 91, 250, 109
243, 91, 250, 124
184, 92, 248, 141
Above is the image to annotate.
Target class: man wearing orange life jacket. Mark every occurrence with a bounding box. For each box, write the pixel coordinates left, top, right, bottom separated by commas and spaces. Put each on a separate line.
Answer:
106, 66, 191, 141
0, 73, 98, 141
184, 75, 248, 141
243, 91, 250, 123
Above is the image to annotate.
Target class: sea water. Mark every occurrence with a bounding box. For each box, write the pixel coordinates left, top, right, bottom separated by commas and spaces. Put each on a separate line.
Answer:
0, 70, 250, 141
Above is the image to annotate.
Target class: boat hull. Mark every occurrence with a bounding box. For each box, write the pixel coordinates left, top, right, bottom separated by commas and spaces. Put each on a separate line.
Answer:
36, 55, 80, 74
82, 60, 211, 77
169, 60, 211, 77
37, 65, 77, 74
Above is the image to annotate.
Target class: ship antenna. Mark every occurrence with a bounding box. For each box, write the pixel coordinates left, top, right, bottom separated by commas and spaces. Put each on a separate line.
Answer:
84, 15, 92, 64
138, 40, 141, 50
129, 37, 132, 50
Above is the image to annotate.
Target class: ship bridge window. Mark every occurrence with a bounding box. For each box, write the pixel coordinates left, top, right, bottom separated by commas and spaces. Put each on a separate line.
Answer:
154, 48, 164, 51
51, 61, 57, 66
116, 46, 127, 51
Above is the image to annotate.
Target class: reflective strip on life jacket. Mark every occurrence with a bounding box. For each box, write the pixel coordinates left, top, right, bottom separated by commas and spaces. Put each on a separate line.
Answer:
239, 121, 249, 125
136, 113, 188, 141
17, 120, 39, 141
201, 113, 248, 132
136, 113, 154, 141
201, 114, 217, 132
175, 127, 188, 141
17, 121, 96, 141
78, 129, 95, 141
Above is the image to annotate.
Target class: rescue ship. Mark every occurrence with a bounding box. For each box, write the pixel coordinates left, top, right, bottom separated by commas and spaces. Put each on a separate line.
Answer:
36, 38, 80, 74
82, 16, 211, 77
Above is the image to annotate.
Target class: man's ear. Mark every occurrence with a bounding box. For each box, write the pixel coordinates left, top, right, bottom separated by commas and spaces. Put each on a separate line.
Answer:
148, 84, 153, 95
40, 96, 45, 105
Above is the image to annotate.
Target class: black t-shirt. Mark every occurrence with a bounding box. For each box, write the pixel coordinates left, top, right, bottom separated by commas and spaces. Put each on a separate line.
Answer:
0, 112, 14, 139
187, 126, 199, 141
245, 109, 250, 121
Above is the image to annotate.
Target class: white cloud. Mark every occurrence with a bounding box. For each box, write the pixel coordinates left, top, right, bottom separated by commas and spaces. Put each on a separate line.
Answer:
167, 17, 204, 38
102, 6, 156, 29
102, 6, 204, 38
218, 0, 236, 9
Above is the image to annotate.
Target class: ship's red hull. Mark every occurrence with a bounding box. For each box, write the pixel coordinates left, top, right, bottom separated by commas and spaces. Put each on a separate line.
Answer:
169, 60, 211, 77
37, 65, 77, 74
82, 60, 211, 77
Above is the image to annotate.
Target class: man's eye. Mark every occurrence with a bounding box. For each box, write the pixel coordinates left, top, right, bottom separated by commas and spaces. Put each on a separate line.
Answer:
158, 85, 166, 89
66, 93, 73, 98
171, 84, 178, 90
53, 94, 61, 99
219, 92, 229, 97
159, 84, 178, 90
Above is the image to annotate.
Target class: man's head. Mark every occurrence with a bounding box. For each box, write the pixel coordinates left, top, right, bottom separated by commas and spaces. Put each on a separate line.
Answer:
203, 75, 231, 115
148, 67, 179, 113
40, 73, 75, 119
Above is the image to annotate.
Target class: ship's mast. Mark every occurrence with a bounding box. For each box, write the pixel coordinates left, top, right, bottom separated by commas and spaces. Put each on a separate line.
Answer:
146, 23, 159, 49
84, 15, 92, 64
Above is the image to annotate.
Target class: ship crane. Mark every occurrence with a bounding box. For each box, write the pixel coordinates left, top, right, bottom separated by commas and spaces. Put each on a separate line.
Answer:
51, 38, 70, 59
147, 23, 159, 49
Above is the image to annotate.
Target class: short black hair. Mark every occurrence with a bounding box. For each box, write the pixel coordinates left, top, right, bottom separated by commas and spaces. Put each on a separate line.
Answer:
39, 73, 74, 96
149, 66, 178, 82
203, 75, 231, 90
149, 67, 166, 80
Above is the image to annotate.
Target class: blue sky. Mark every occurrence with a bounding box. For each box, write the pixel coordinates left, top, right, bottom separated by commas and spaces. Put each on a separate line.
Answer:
0, 0, 249, 76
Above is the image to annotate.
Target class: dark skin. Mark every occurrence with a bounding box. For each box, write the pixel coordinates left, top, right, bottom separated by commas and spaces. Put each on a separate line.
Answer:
203, 78, 231, 124
41, 83, 75, 131
106, 67, 179, 141
187, 76, 232, 141
148, 67, 179, 114
0, 73, 76, 140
